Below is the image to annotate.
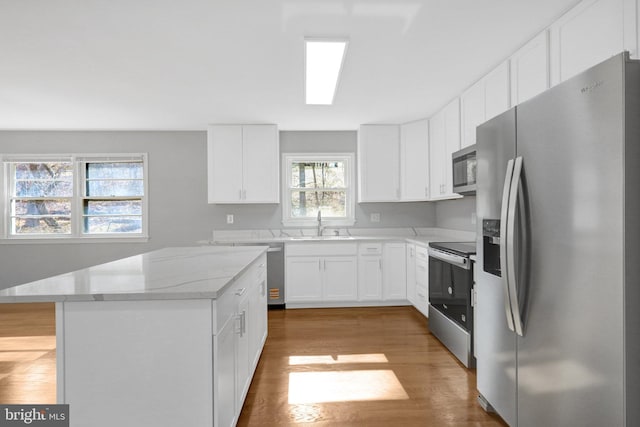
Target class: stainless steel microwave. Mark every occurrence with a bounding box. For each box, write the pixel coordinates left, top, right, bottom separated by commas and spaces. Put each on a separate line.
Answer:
452, 144, 477, 195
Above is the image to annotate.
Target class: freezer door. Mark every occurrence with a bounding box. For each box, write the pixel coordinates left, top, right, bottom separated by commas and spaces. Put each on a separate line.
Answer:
475, 108, 517, 426
515, 53, 626, 427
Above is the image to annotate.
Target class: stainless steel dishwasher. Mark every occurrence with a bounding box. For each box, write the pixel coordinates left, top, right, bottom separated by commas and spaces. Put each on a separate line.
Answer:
265, 242, 284, 308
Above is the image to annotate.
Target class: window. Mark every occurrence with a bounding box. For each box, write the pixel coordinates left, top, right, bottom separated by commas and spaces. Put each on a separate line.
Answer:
3, 154, 148, 241
282, 153, 355, 226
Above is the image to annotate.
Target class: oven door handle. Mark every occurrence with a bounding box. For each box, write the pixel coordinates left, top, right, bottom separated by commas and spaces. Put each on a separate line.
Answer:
427, 248, 470, 270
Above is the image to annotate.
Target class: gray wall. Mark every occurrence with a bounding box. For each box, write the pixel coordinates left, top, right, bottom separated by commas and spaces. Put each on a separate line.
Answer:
0, 131, 214, 289
435, 196, 476, 232
0, 130, 437, 289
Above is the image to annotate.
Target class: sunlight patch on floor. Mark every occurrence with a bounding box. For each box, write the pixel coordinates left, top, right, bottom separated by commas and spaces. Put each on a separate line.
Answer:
288, 370, 409, 404
288, 353, 388, 365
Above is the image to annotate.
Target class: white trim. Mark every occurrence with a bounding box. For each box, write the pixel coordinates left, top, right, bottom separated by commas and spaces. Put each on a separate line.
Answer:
281, 153, 356, 227
1, 153, 149, 241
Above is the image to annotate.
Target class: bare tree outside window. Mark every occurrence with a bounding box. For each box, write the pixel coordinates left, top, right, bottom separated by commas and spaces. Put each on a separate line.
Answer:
11, 162, 73, 234
290, 160, 347, 218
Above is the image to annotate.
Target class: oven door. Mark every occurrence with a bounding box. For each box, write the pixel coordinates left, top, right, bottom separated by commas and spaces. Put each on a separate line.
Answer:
428, 248, 473, 330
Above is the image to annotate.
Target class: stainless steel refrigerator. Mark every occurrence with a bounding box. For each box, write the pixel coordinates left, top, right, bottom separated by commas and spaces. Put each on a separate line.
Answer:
475, 52, 640, 427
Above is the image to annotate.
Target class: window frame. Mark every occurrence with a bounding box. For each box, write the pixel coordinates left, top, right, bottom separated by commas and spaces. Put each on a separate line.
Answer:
281, 153, 356, 227
1, 153, 149, 243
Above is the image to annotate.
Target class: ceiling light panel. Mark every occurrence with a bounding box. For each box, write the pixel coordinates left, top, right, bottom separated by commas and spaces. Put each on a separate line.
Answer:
305, 38, 348, 105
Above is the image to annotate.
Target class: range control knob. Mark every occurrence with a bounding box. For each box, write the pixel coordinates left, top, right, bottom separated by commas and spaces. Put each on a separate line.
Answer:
448, 286, 453, 295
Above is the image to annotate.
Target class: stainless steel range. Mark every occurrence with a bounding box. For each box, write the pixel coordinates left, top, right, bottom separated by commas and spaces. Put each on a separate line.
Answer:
427, 241, 476, 368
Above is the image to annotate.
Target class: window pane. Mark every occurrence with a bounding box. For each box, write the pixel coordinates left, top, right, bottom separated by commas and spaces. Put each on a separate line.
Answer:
13, 162, 73, 197
12, 217, 71, 234
291, 190, 346, 217
290, 161, 345, 189
84, 216, 142, 234
13, 200, 71, 216
86, 180, 144, 197
15, 162, 72, 180
84, 200, 142, 215
15, 180, 73, 197
86, 162, 143, 179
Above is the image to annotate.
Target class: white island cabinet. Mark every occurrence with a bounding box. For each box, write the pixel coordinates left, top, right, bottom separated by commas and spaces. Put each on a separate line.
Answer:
0, 246, 268, 427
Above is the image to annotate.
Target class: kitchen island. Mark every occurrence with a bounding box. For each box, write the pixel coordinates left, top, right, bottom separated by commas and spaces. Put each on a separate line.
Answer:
0, 246, 268, 427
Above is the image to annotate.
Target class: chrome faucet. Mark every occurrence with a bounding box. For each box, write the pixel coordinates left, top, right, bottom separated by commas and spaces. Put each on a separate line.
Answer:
317, 210, 323, 236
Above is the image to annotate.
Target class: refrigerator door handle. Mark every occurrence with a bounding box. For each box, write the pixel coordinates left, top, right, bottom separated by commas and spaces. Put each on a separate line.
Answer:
507, 156, 525, 336
500, 158, 516, 332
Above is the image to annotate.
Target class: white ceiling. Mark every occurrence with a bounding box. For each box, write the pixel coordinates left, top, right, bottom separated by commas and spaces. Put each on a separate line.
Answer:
0, 0, 579, 131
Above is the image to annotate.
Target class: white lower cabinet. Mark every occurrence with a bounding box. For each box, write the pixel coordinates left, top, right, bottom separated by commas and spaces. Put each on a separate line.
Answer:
414, 245, 430, 317
357, 242, 407, 302
406, 244, 417, 306
285, 243, 358, 304
286, 241, 410, 307
382, 242, 407, 300
213, 254, 267, 427
324, 257, 358, 301
358, 243, 383, 301
216, 318, 237, 427
285, 256, 323, 302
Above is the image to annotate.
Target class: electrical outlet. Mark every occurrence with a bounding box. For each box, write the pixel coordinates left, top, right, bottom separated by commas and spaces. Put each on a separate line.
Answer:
371, 213, 381, 223
226, 214, 234, 224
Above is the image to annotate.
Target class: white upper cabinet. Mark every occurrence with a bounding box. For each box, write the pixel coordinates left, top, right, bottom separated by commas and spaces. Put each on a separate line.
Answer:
461, 61, 510, 148
400, 119, 430, 201
429, 98, 462, 200
484, 61, 511, 121
460, 81, 485, 149
358, 125, 401, 202
549, 0, 635, 85
510, 31, 550, 106
241, 125, 280, 203
207, 124, 279, 204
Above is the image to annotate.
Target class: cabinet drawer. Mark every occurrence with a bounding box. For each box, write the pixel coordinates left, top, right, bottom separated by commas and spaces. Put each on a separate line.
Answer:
416, 245, 429, 261
358, 242, 382, 255
215, 274, 252, 334
286, 242, 357, 256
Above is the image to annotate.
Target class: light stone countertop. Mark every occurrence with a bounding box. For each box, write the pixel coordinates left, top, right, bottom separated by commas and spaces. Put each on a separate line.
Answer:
0, 246, 267, 303
206, 227, 476, 248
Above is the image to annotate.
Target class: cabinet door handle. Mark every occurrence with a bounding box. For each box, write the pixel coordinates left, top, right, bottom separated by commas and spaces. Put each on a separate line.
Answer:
323, 259, 326, 270
379, 259, 382, 270
239, 189, 243, 200
242, 189, 247, 200
242, 311, 247, 335
235, 287, 247, 296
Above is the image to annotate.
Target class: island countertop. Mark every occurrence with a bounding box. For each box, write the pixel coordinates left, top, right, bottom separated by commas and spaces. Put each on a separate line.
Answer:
0, 245, 268, 303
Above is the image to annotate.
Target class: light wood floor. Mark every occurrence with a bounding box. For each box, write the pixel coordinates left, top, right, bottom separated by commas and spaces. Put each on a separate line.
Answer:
0, 303, 56, 404
239, 306, 506, 426
0, 303, 506, 426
